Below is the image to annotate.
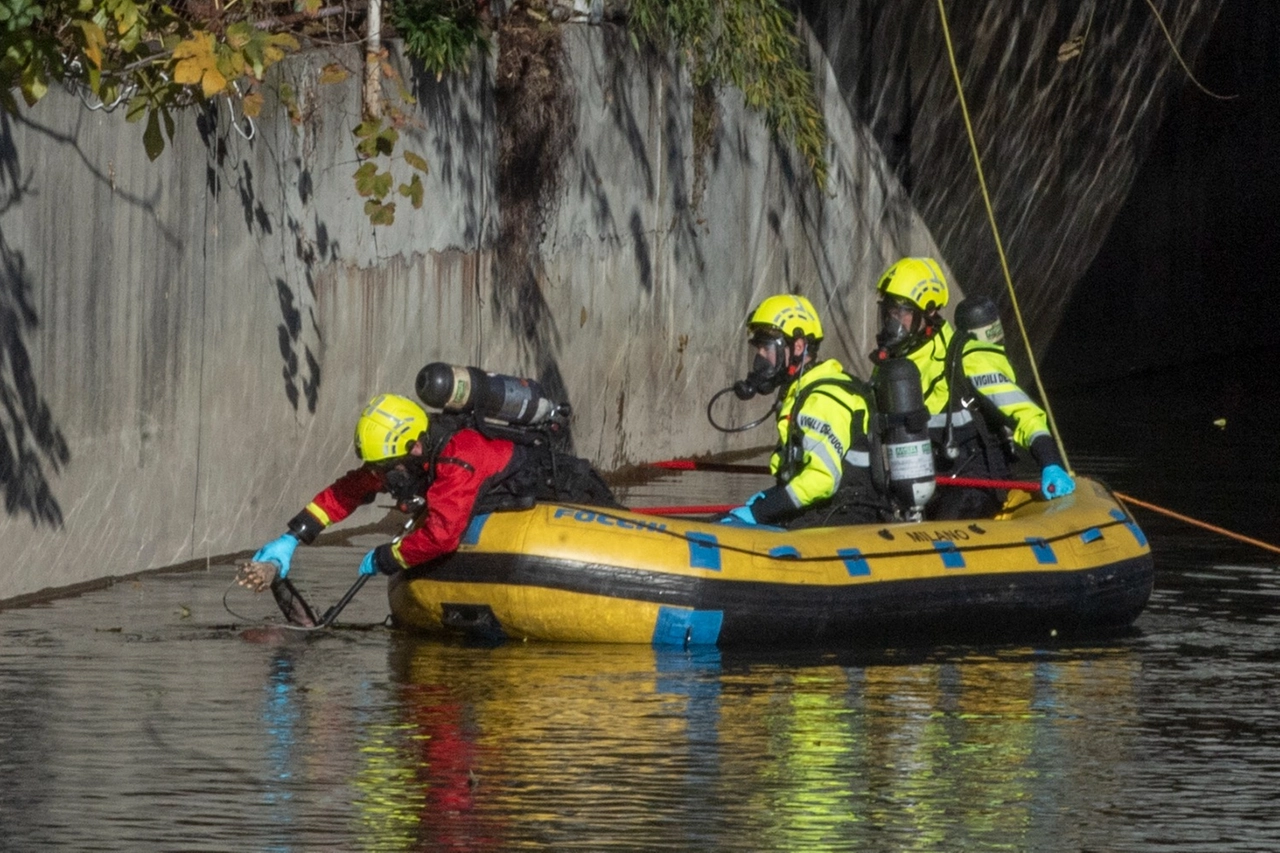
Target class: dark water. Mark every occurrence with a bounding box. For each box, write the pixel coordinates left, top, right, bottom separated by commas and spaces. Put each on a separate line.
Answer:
3, 361, 1279, 851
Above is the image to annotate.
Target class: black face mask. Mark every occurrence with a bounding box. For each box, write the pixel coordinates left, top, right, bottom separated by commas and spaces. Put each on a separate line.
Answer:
875, 297, 923, 357
735, 330, 788, 399
735, 352, 783, 399
383, 463, 429, 514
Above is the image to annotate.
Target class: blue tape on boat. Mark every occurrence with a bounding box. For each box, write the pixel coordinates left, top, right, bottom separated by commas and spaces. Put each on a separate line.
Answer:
838, 547, 870, 576
933, 541, 966, 569
652, 607, 723, 647
686, 532, 722, 571
1110, 508, 1149, 547
769, 545, 800, 559
461, 513, 490, 546
1080, 527, 1103, 544
1026, 537, 1058, 564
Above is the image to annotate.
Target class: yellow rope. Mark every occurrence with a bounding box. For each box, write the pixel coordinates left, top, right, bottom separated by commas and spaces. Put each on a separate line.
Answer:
934, 0, 1072, 472
1115, 491, 1280, 555
1142, 0, 1236, 101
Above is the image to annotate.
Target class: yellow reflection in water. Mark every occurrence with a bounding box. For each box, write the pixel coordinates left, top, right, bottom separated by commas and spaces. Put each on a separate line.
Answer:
344, 639, 1141, 850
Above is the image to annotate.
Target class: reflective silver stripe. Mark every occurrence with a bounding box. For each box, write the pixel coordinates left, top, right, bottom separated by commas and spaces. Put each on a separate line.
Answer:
795, 413, 847, 460
802, 436, 844, 488
984, 389, 1034, 408
928, 409, 974, 429
783, 483, 804, 508
844, 449, 871, 468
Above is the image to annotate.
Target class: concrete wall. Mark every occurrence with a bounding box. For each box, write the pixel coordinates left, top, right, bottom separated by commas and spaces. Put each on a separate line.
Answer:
0, 23, 940, 603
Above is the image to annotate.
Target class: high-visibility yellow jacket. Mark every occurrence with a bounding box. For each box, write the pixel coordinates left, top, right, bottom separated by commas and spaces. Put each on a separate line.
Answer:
904, 321, 1061, 472
750, 359, 877, 524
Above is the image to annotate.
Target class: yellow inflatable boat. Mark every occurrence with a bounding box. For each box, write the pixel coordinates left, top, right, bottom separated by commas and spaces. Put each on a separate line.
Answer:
387, 476, 1153, 647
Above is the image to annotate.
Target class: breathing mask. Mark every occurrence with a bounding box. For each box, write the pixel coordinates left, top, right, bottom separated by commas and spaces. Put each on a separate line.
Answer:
734, 327, 790, 399
382, 460, 429, 515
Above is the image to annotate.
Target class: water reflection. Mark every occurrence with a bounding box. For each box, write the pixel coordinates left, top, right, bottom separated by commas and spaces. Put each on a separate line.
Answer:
356, 637, 1150, 851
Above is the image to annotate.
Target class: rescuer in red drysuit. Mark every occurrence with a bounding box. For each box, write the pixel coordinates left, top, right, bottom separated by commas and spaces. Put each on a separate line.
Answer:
250, 393, 618, 579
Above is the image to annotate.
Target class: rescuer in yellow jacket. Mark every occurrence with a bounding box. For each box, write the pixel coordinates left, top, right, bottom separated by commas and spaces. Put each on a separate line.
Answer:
723, 294, 889, 527
870, 257, 1074, 520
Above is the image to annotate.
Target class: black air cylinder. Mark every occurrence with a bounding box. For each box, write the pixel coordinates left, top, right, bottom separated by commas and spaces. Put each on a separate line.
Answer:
955, 295, 1005, 345
873, 358, 936, 517
416, 363, 558, 425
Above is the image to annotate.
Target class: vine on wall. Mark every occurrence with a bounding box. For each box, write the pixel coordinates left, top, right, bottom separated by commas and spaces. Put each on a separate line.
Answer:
1, 0, 305, 158
629, 0, 829, 189
0, 0, 487, 225
2, 0, 826, 221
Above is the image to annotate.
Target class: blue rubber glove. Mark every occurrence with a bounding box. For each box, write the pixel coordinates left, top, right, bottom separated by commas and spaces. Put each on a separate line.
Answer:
1041, 464, 1075, 499
720, 504, 758, 525
359, 546, 401, 577
252, 533, 299, 578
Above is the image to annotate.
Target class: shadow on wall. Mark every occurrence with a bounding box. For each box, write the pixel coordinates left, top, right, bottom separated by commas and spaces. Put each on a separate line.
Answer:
492, 9, 576, 421
0, 114, 69, 527
605, 28, 707, 284
197, 103, 328, 413
409, 50, 494, 247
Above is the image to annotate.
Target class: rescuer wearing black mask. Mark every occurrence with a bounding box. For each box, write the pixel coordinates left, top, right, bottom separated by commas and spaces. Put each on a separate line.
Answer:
723, 294, 889, 528
870, 257, 1074, 520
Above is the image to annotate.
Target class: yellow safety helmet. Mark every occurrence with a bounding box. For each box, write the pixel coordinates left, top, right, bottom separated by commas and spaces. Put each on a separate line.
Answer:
875, 257, 949, 312
746, 294, 824, 342
353, 394, 429, 463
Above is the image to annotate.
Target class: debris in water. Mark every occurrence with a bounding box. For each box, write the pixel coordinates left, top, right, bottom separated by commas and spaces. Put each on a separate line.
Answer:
235, 560, 277, 593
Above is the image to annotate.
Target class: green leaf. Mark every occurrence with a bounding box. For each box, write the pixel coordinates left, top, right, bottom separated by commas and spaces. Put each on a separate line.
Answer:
143, 109, 165, 160
112, 0, 140, 36
20, 61, 48, 106
353, 165, 393, 200
364, 199, 396, 226
353, 161, 380, 197
125, 94, 148, 123
353, 119, 385, 158
225, 21, 254, 51
374, 126, 398, 156
403, 150, 429, 174
399, 173, 423, 208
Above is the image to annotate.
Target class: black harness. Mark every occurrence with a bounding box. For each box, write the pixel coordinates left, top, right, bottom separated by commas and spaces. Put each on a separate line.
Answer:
778, 372, 887, 495
409, 411, 619, 516
939, 328, 1017, 468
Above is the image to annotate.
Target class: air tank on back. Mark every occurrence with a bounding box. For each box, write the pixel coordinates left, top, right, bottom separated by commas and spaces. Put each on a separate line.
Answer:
954, 295, 1004, 345
872, 357, 936, 520
415, 362, 562, 425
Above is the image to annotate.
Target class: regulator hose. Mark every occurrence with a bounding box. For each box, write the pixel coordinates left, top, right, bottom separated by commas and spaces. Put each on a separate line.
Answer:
706, 386, 778, 433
